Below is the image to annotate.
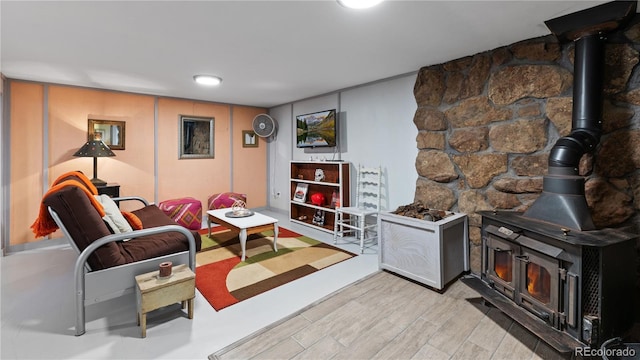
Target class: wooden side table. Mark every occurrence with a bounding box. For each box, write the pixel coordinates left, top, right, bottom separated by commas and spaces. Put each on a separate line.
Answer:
135, 264, 195, 338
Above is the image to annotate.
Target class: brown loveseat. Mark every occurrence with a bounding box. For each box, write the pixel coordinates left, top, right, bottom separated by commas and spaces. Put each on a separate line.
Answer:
44, 185, 202, 270
33, 171, 202, 335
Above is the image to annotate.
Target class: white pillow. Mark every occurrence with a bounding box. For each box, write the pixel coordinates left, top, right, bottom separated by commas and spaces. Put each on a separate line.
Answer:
101, 213, 121, 234
94, 195, 133, 233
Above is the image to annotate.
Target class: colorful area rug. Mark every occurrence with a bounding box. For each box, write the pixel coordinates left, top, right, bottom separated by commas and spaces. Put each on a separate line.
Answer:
195, 226, 356, 311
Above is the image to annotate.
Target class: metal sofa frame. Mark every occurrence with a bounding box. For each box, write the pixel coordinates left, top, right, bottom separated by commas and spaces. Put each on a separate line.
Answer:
48, 196, 197, 336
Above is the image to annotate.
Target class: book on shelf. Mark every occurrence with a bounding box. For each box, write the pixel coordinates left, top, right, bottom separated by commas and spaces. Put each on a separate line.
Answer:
293, 183, 309, 203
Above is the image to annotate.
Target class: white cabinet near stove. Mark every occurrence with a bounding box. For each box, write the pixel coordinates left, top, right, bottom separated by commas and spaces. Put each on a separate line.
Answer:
378, 211, 469, 291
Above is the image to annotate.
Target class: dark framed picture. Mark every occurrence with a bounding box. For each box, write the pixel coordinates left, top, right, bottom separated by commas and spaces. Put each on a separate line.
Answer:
242, 130, 258, 148
179, 115, 214, 159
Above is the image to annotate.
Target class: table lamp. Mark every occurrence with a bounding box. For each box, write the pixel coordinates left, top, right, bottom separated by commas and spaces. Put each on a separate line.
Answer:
73, 133, 115, 186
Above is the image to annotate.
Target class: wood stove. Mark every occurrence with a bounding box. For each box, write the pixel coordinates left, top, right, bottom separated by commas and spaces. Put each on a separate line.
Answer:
464, 211, 637, 353
463, 1, 639, 354
485, 225, 564, 329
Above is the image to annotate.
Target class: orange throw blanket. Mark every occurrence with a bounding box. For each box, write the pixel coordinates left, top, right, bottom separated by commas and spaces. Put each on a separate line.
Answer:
31, 179, 106, 238
51, 170, 99, 195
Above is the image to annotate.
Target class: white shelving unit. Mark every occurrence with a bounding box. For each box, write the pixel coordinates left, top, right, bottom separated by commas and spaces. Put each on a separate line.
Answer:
289, 161, 350, 233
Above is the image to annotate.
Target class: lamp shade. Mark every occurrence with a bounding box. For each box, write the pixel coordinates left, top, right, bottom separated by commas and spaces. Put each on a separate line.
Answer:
73, 140, 115, 186
73, 140, 116, 158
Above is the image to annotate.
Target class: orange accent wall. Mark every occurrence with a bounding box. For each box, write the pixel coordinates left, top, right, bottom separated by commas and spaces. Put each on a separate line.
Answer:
10, 82, 44, 245
48, 86, 156, 211
157, 98, 233, 209
7, 80, 266, 246
232, 106, 267, 207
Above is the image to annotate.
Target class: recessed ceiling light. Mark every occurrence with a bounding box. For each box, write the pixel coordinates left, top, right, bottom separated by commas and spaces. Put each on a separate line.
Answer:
193, 75, 222, 86
338, 0, 384, 9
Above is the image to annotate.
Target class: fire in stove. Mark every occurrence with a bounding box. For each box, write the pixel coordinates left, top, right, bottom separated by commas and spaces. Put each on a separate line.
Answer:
494, 253, 511, 282
526, 263, 550, 304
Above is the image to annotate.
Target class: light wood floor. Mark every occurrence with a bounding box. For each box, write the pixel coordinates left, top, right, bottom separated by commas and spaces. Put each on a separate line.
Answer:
212, 271, 569, 360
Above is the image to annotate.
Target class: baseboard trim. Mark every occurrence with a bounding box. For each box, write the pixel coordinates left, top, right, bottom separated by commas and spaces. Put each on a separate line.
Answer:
5, 236, 68, 254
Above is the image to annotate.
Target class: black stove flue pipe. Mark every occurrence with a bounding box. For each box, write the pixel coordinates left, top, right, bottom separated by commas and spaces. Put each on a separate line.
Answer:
524, 34, 603, 231
523, 1, 636, 231
548, 34, 604, 174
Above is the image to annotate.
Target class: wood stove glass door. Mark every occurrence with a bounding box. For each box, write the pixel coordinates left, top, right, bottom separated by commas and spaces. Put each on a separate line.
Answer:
516, 247, 560, 327
486, 235, 518, 300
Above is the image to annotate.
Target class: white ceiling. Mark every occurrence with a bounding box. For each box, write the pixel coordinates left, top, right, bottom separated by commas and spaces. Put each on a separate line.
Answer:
1, 1, 610, 108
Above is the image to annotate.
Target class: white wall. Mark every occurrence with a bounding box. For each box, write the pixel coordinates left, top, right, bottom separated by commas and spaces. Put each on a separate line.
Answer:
268, 73, 418, 213
1, 81, 4, 254
267, 104, 294, 211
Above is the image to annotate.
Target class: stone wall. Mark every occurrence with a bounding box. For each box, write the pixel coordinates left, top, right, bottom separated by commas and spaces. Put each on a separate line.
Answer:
412, 21, 640, 274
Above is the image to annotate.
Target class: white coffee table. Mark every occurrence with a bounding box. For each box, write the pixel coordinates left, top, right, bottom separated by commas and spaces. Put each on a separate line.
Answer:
206, 208, 278, 261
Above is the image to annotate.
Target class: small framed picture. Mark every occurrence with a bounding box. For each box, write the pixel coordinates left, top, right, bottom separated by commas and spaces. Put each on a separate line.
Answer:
179, 115, 214, 159
242, 130, 258, 148
88, 119, 126, 150
293, 183, 308, 203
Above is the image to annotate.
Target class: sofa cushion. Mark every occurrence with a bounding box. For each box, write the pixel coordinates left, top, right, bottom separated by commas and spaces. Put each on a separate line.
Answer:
131, 205, 202, 254
122, 211, 143, 230
43, 186, 126, 270
100, 214, 120, 235
94, 195, 133, 234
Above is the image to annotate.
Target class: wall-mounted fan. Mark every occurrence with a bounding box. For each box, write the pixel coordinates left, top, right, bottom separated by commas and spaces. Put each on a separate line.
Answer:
252, 114, 277, 139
